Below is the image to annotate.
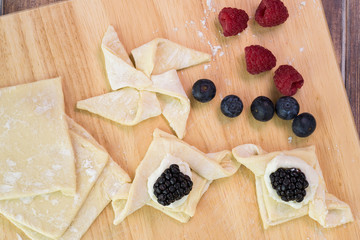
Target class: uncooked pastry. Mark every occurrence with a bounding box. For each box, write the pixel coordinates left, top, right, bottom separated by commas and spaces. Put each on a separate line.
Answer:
131, 38, 212, 77
0, 78, 76, 200
77, 26, 162, 126
7, 117, 131, 240
111, 128, 241, 224
148, 70, 190, 139
101, 26, 152, 91
77, 88, 162, 126
77, 26, 210, 138
0, 131, 108, 239
232, 144, 353, 229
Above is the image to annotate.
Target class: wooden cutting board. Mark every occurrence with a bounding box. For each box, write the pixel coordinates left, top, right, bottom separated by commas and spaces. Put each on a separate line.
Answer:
0, 0, 359, 239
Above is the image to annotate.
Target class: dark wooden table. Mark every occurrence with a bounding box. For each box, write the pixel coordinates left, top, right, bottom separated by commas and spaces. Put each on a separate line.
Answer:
1, 0, 359, 135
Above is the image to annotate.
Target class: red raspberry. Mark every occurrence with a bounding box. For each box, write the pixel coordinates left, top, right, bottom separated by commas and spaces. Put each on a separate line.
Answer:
255, 0, 289, 27
274, 65, 304, 96
245, 45, 277, 75
219, 7, 249, 37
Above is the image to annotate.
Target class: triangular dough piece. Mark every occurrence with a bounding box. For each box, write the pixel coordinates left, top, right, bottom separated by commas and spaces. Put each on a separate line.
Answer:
112, 129, 240, 224
6, 118, 132, 240
131, 38, 211, 76
232, 144, 354, 229
102, 25, 133, 66
102, 26, 152, 90
0, 131, 108, 239
0, 78, 76, 199
146, 70, 190, 139
77, 88, 162, 126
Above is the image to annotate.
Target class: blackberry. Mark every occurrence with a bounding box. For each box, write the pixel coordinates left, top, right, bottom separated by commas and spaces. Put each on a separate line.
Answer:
270, 168, 309, 202
251, 96, 275, 122
221, 95, 244, 118
292, 113, 316, 137
275, 96, 300, 120
192, 79, 216, 103
153, 164, 193, 206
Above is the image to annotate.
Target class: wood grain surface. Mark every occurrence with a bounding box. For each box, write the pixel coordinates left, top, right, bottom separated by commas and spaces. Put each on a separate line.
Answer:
2, 0, 359, 135
0, 0, 359, 240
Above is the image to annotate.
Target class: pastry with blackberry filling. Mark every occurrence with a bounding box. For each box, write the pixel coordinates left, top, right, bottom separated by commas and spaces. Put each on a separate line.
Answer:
232, 144, 353, 229
111, 129, 241, 224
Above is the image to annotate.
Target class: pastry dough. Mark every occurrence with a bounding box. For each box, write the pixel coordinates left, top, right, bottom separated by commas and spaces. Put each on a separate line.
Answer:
77, 88, 162, 126
147, 70, 190, 139
0, 78, 76, 200
111, 128, 240, 224
232, 144, 353, 229
77, 26, 210, 138
7, 118, 131, 240
0, 131, 108, 239
102, 26, 152, 91
78, 26, 162, 126
131, 38, 211, 77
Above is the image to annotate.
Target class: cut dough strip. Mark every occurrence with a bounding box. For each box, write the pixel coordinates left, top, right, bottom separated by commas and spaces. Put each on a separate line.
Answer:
232, 144, 354, 229
131, 38, 211, 77
111, 128, 240, 224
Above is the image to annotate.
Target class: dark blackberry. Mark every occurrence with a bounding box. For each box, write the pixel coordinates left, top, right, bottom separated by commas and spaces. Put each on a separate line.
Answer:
270, 168, 308, 202
192, 79, 216, 103
153, 164, 193, 206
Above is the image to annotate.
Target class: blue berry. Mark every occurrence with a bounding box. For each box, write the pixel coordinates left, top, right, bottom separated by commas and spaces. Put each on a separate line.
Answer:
192, 79, 216, 103
275, 96, 300, 120
251, 96, 274, 122
221, 95, 243, 118
292, 113, 316, 137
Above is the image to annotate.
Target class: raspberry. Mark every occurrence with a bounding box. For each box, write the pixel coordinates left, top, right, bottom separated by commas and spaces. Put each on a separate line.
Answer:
274, 65, 304, 96
255, 0, 289, 27
219, 7, 249, 37
245, 45, 277, 75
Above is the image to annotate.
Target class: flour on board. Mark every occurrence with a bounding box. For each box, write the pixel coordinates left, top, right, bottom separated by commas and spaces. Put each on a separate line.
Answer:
4, 172, 22, 185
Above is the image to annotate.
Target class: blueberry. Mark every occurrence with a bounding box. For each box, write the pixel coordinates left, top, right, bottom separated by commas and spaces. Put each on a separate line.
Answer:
292, 113, 316, 137
251, 96, 275, 122
192, 79, 216, 103
220, 95, 243, 118
275, 96, 300, 120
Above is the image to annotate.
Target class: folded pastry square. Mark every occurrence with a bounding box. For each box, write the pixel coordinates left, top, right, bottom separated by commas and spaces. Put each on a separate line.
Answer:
77, 25, 210, 139
0, 78, 76, 200
111, 129, 241, 224
232, 144, 353, 229
77, 26, 162, 127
